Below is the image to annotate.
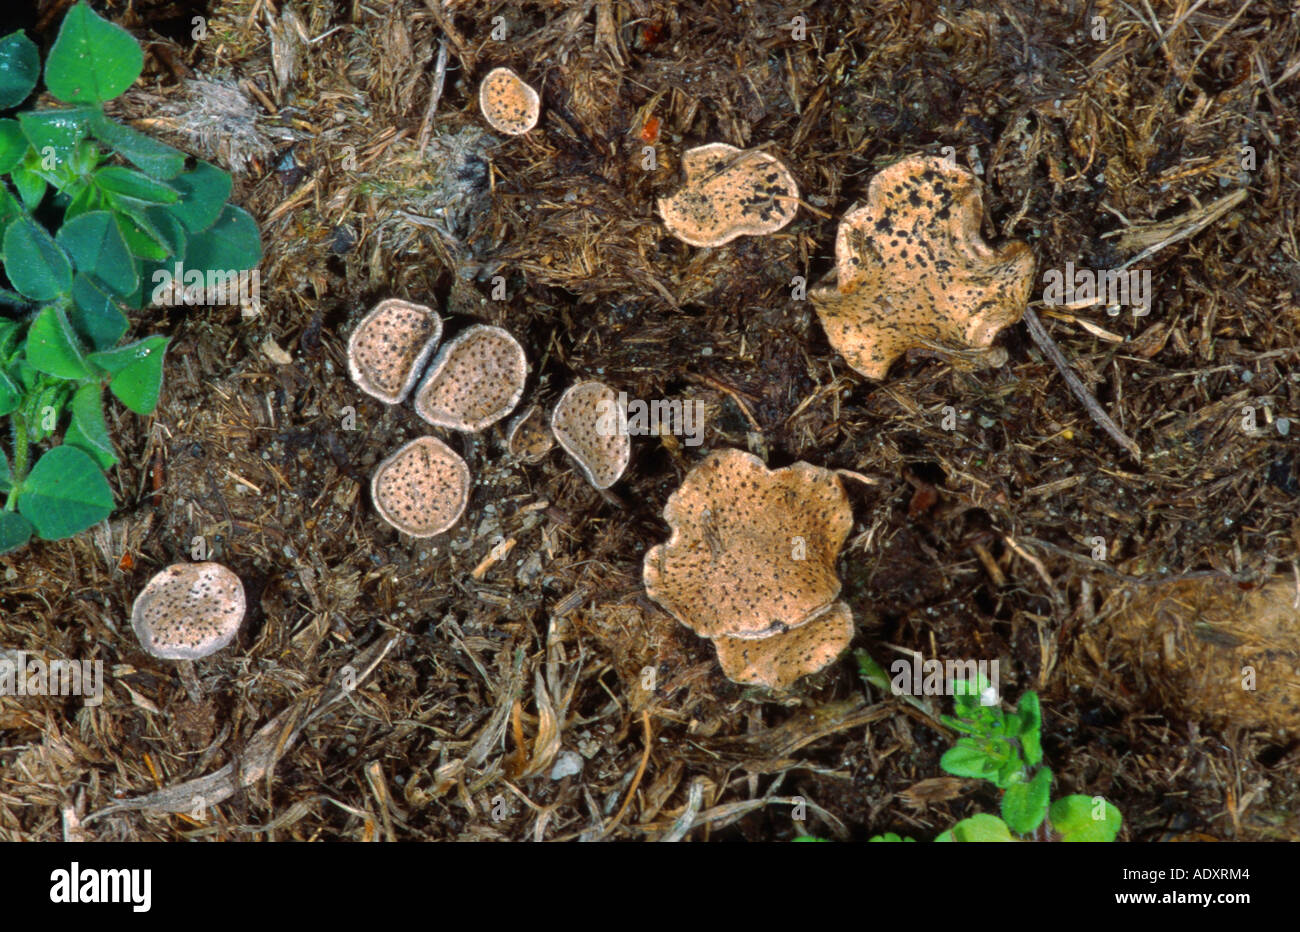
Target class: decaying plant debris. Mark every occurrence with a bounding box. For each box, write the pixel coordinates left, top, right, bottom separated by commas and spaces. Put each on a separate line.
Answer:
3, 0, 1300, 842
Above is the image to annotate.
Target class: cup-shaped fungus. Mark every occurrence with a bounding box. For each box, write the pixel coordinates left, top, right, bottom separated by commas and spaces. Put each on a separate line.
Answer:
657, 143, 800, 247
550, 380, 631, 489
412, 325, 528, 432
810, 153, 1036, 379
479, 66, 540, 136
506, 404, 555, 462
131, 562, 246, 660
370, 436, 472, 537
347, 299, 443, 405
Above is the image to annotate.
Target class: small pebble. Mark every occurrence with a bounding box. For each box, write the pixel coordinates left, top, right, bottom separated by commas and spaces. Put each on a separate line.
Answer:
550, 750, 583, 780
1278, 418, 1290, 436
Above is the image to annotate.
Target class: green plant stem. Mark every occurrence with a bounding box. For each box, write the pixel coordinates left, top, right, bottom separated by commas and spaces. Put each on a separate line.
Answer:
5, 411, 28, 510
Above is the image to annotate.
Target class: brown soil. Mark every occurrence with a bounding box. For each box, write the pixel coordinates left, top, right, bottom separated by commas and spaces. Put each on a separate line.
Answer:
2, 0, 1299, 842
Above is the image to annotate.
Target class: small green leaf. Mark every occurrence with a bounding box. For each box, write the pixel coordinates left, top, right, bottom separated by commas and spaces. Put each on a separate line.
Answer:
791, 836, 831, 843
0, 119, 29, 173
16, 445, 114, 540
89, 334, 168, 414
165, 159, 232, 232
943, 813, 1014, 843
64, 382, 117, 468
0, 31, 40, 109
26, 305, 89, 378
144, 205, 186, 257
4, 218, 73, 300
1001, 766, 1052, 835
183, 204, 262, 273
88, 111, 184, 179
69, 273, 129, 350
1018, 691, 1043, 767
44, 1, 143, 105
0, 368, 20, 416
0, 444, 9, 491
10, 160, 46, 208
95, 165, 179, 204
112, 210, 169, 260
0, 509, 34, 554
17, 106, 93, 164
940, 742, 994, 780
1050, 795, 1122, 842
868, 833, 915, 842
56, 210, 138, 296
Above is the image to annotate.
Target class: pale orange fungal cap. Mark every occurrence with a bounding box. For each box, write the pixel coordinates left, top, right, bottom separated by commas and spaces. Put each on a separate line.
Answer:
131, 562, 246, 661
657, 143, 799, 247
413, 324, 527, 433
479, 66, 540, 135
370, 436, 472, 537
550, 380, 631, 489
346, 299, 443, 405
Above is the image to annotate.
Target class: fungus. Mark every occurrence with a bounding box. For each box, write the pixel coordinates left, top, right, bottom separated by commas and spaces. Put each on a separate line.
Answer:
643, 447, 852, 641
370, 436, 471, 537
657, 142, 800, 247
478, 66, 540, 135
550, 380, 631, 489
346, 298, 443, 405
413, 325, 528, 432
712, 601, 855, 690
809, 153, 1036, 379
506, 404, 555, 462
131, 562, 245, 661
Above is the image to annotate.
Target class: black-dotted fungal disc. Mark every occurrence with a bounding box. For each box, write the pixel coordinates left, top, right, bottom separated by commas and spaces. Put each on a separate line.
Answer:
130, 562, 246, 661
347, 299, 443, 404
657, 142, 800, 247
642, 447, 853, 641
506, 404, 554, 462
413, 325, 528, 432
370, 436, 471, 537
479, 67, 540, 135
809, 154, 1036, 380
550, 380, 631, 489
712, 601, 855, 689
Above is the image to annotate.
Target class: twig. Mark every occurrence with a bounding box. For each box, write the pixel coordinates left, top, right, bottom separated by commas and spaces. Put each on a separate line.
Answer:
417, 39, 450, 159
1021, 308, 1142, 463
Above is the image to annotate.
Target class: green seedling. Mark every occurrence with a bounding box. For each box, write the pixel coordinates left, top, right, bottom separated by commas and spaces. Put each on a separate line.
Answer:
795, 669, 1123, 842
873, 673, 1122, 842
0, 2, 261, 553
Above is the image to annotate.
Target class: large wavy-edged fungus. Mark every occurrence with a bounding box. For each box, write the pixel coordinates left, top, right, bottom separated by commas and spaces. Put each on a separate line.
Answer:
1102, 576, 1300, 733
413, 325, 527, 432
479, 66, 540, 135
347, 299, 443, 405
370, 436, 471, 537
712, 601, 855, 689
657, 143, 799, 247
507, 404, 554, 462
550, 380, 631, 489
810, 154, 1035, 380
131, 562, 245, 660
643, 448, 852, 642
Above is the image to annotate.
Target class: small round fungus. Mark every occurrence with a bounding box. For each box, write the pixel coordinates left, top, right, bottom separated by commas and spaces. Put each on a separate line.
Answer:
347, 299, 443, 405
657, 142, 800, 247
370, 435, 472, 537
413, 325, 528, 432
810, 153, 1036, 379
506, 404, 555, 462
643, 447, 852, 643
550, 380, 631, 489
131, 562, 246, 661
712, 601, 855, 689
479, 66, 540, 136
